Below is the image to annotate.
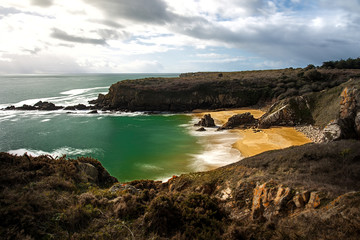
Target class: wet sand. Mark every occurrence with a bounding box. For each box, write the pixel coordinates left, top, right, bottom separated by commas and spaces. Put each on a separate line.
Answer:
193, 109, 312, 158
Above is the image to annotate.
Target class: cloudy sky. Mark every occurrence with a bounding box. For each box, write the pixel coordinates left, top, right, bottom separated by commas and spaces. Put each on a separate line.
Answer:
0, 0, 359, 73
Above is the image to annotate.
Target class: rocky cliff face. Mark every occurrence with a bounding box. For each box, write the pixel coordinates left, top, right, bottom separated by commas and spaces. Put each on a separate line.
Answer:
90, 78, 270, 112
258, 96, 313, 128
89, 69, 360, 112
323, 84, 360, 141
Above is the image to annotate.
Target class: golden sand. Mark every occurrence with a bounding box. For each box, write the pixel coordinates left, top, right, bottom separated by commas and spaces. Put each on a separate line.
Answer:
193, 109, 312, 158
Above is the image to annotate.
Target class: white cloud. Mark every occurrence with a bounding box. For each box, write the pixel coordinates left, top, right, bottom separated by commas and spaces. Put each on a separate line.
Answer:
0, 0, 359, 73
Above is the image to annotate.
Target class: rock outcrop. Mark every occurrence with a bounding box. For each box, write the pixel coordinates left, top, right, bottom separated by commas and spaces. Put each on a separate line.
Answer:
258, 96, 313, 128
218, 112, 256, 130
4, 101, 63, 111
322, 86, 360, 141
194, 114, 216, 127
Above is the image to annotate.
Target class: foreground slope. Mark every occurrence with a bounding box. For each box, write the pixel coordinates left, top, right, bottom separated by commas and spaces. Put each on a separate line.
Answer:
1, 140, 360, 239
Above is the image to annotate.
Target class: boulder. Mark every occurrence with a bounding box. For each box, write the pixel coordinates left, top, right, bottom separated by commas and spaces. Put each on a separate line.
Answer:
77, 162, 99, 183
74, 104, 89, 110
355, 112, 360, 137
194, 114, 216, 127
306, 192, 321, 209
109, 183, 139, 194
196, 127, 206, 131
218, 112, 256, 130
322, 120, 343, 142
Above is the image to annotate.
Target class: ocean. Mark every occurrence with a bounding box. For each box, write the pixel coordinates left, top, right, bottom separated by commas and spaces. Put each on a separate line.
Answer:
0, 74, 241, 182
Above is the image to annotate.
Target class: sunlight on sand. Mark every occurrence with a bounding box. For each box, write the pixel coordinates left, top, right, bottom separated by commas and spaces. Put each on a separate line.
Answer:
193, 109, 312, 158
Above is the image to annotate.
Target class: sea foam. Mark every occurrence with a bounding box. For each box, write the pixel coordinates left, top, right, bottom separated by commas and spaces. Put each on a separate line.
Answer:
8, 147, 102, 158
185, 116, 243, 172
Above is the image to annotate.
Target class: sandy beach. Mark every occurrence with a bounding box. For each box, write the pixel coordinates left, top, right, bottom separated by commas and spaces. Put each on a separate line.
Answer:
194, 109, 312, 158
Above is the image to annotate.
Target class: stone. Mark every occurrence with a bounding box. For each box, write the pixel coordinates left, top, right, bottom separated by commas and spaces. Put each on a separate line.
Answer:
339, 87, 357, 120
218, 112, 256, 130
194, 114, 216, 127
355, 112, 360, 137
196, 127, 206, 131
109, 183, 139, 194
322, 120, 343, 142
293, 194, 305, 208
74, 104, 89, 110
306, 192, 321, 209
77, 162, 99, 183
88, 110, 98, 114
301, 190, 311, 203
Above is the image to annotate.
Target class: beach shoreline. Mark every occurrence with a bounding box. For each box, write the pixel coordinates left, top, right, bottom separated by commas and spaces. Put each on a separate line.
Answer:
193, 109, 312, 158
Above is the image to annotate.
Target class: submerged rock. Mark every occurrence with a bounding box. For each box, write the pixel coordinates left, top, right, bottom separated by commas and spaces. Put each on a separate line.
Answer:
196, 127, 206, 131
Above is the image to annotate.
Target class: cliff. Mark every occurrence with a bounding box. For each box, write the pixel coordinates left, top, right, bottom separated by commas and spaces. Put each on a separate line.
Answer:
257, 78, 360, 141
1, 140, 360, 239
90, 69, 360, 112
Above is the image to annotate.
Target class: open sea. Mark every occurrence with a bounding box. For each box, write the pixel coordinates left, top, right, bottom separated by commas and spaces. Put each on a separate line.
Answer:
0, 74, 241, 182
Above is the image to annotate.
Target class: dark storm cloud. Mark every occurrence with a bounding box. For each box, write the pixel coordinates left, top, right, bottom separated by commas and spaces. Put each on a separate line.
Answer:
31, 0, 53, 7
51, 28, 107, 45
86, 0, 171, 24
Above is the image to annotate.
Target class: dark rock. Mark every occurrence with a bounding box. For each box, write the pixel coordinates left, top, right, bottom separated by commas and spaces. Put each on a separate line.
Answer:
74, 104, 89, 110
194, 114, 216, 127
17, 104, 37, 110
4, 105, 16, 110
88, 110, 98, 114
34, 101, 62, 110
196, 127, 206, 131
218, 112, 256, 130
64, 104, 90, 110
63, 106, 76, 110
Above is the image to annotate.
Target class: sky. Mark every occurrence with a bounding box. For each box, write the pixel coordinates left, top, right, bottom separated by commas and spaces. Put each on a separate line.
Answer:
0, 0, 359, 73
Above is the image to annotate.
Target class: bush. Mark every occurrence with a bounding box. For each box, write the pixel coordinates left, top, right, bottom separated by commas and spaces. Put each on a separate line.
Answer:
304, 69, 322, 81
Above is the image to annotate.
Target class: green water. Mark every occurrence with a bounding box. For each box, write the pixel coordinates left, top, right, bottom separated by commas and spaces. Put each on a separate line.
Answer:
0, 74, 203, 182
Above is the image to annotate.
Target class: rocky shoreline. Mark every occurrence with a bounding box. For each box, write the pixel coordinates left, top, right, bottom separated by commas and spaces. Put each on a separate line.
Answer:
1, 68, 360, 239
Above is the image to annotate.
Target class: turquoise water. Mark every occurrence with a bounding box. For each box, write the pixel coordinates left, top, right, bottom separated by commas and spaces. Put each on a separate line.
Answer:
0, 74, 204, 182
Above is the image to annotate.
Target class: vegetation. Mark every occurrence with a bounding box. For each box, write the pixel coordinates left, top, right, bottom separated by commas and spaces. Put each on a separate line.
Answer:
321, 57, 360, 69
1, 139, 360, 239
